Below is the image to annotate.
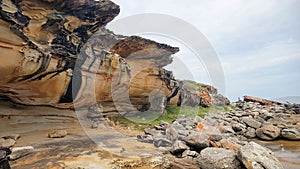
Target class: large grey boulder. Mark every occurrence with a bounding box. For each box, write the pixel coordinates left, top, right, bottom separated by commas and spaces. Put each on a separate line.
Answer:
238, 142, 283, 169
197, 147, 241, 169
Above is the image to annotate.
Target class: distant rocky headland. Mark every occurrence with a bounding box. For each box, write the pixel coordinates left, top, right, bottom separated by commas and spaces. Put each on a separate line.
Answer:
0, 0, 299, 169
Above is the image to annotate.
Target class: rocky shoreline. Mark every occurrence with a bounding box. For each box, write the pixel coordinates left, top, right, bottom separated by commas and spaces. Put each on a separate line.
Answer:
137, 100, 300, 169
0, 98, 299, 168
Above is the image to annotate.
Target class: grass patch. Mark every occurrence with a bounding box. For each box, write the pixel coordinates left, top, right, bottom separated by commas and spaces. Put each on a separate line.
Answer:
229, 104, 237, 110
182, 80, 207, 91
108, 105, 233, 131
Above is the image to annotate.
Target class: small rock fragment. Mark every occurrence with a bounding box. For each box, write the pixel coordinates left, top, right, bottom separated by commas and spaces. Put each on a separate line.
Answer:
221, 126, 235, 134
144, 127, 161, 136
244, 127, 256, 139
165, 127, 178, 142
137, 135, 153, 143
169, 140, 189, 155
232, 123, 246, 132
182, 150, 199, 158
209, 133, 223, 141
91, 122, 99, 129
87, 112, 102, 119
48, 130, 68, 138
159, 121, 170, 129
153, 137, 172, 147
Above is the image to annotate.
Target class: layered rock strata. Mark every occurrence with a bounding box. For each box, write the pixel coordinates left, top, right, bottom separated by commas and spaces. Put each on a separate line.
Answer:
0, 0, 228, 112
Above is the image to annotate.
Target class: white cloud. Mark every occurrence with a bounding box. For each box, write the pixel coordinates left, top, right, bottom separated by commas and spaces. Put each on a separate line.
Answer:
109, 0, 300, 101
222, 40, 300, 76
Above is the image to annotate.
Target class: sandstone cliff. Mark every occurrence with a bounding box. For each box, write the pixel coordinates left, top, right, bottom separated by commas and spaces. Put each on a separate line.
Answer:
0, 0, 229, 112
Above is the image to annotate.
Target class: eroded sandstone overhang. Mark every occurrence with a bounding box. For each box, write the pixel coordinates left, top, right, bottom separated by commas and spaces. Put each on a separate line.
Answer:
0, 0, 229, 110
0, 0, 181, 108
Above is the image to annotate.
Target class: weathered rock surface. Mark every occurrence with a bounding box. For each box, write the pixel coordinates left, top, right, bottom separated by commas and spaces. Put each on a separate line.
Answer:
136, 100, 298, 168
0, 0, 228, 111
169, 158, 199, 169
180, 80, 230, 107
169, 141, 189, 155
281, 128, 300, 140
153, 136, 172, 147
242, 117, 262, 129
230, 100, 299, 140
183, 133, 210, 150
48, 130, 68, 138
238, 142, 283, 169
285, 104, 300, 114
256, 125, 281, 140
9, 146, 34, 160
0, 138, 16, 148
1, 134, 20, 141
0, 0, 120, 108
245, 127, 256, 139
137, 135, 154, 143
219, 139, 242, 151
197, 148, 241, 169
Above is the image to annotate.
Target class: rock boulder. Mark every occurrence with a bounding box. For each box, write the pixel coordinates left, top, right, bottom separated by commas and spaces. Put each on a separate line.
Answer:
256, 125, 281, 140
197, 147, 241, 169
238, 142, 283, 169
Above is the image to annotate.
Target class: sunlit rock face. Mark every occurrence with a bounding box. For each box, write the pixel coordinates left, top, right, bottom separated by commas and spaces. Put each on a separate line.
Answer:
0, 0, 228, 110
0, 0, 120, 107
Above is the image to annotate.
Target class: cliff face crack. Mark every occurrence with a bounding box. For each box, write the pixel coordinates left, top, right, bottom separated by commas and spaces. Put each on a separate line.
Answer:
59, 69, 82, 103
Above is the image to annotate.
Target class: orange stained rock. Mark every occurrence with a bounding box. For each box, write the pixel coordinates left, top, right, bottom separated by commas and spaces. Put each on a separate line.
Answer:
197, 123, 204, 131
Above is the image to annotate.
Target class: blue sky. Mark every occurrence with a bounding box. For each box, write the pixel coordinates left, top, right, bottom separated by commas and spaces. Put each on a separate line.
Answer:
107, 0, 300, 102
